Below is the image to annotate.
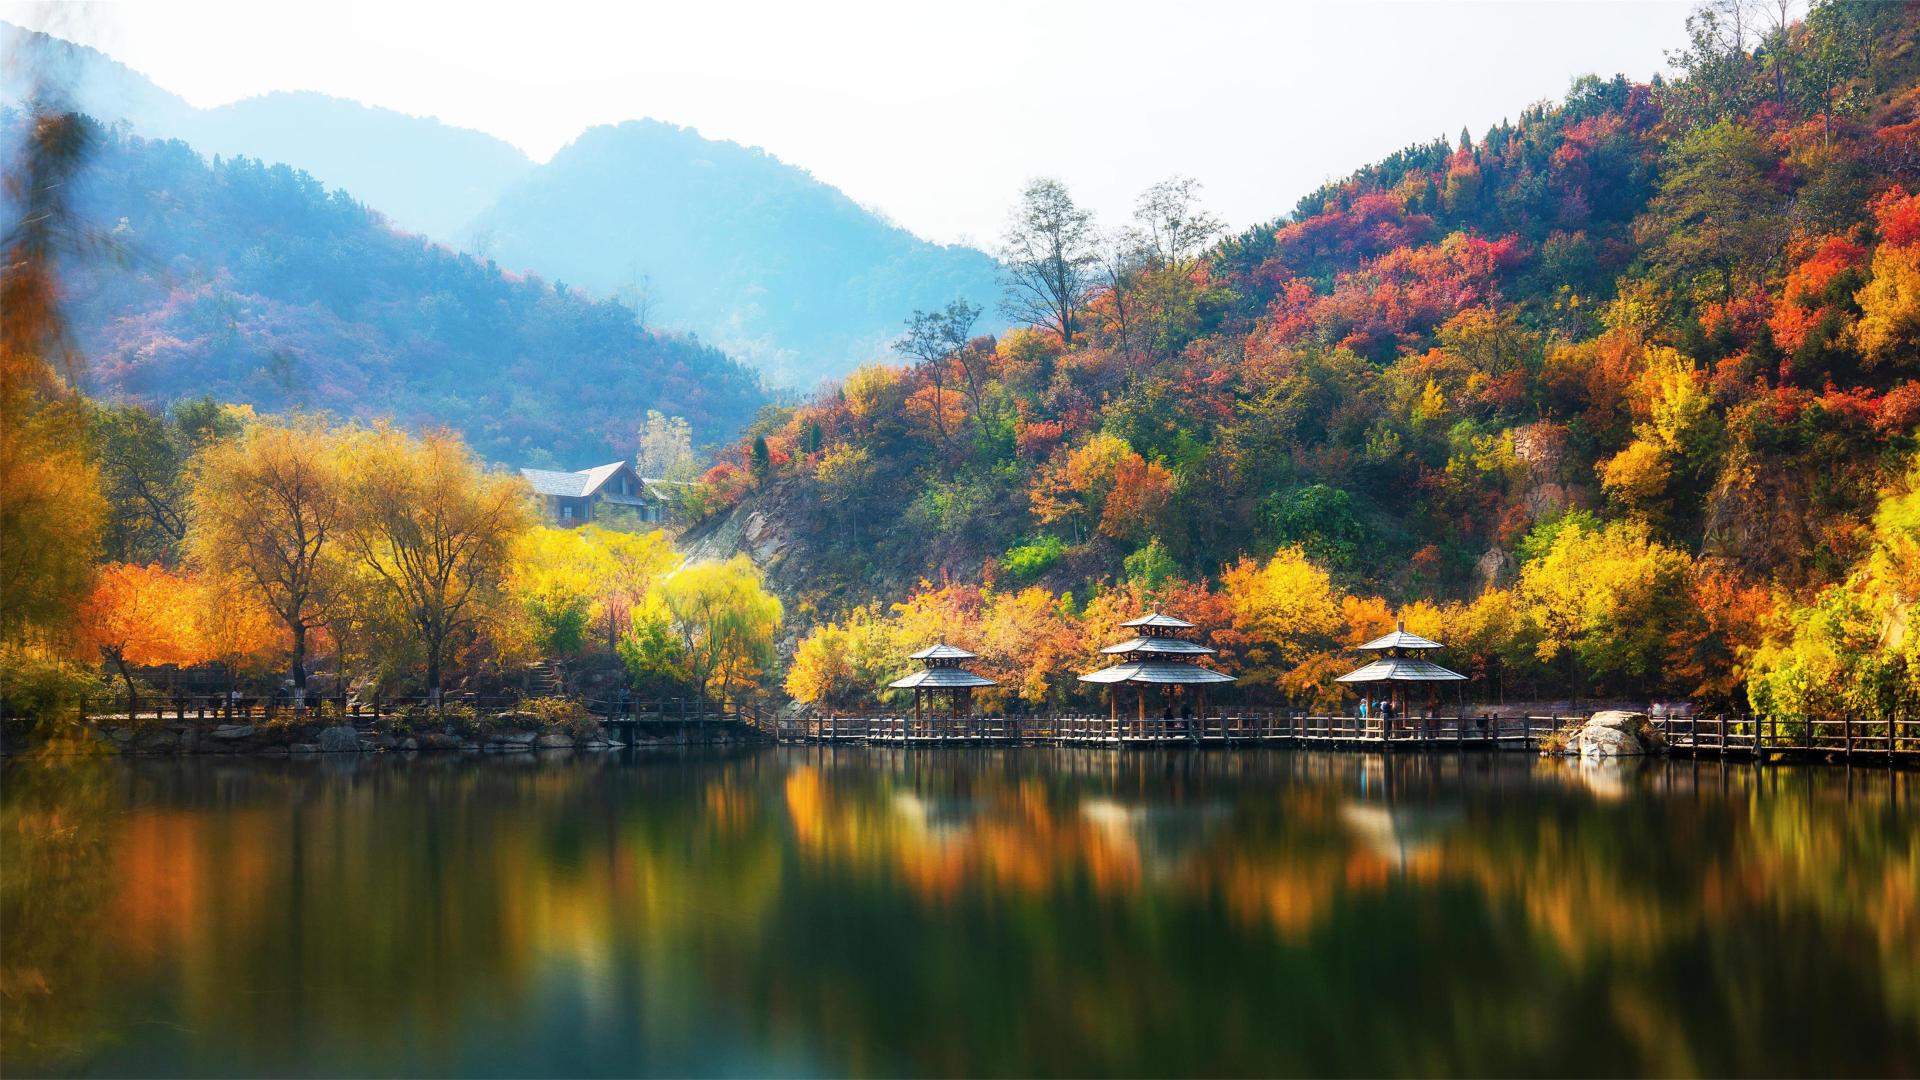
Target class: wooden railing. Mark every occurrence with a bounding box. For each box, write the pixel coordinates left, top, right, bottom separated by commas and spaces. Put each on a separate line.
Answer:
88, 697, 1917, 761
775, 711, 1565, 747
1650, 713, 1918, 758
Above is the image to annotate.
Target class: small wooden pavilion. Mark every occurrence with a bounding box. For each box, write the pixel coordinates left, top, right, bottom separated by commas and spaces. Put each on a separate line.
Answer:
1335, 620, 1466, 722
888, 643, 998, 735
1078, 612, 1235, 733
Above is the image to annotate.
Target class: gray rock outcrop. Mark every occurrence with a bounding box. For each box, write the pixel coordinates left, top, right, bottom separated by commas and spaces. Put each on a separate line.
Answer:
1568, 710, 1665, 757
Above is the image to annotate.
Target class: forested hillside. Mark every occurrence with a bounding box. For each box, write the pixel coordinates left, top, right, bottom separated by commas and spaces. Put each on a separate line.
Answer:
14, 109, 767, 463
466, 120, 1005, 386
698, 1, 1920, 718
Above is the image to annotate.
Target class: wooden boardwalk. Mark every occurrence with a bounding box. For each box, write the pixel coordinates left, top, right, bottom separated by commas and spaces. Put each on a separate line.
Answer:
777, 712, 1551, 752
1652, 713, 1920, 763
773, 712, 1920, 763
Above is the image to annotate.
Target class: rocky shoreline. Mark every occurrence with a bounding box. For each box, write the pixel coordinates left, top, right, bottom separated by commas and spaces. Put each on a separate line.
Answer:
17, 712, 761, 758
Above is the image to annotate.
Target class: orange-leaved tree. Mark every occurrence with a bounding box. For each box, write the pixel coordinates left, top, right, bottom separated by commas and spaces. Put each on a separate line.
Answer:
76, 563, 205, 718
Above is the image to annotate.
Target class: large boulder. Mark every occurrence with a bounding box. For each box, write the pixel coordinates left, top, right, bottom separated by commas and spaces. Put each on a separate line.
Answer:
317, 725, 361, 753
1569, 710, 1665, 758
210, 724, 256, 740
417, 732, 464, 751
534, 732, 575, 749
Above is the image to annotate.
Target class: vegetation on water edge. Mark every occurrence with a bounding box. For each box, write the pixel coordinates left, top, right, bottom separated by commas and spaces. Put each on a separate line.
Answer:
7, 1, 1920, 733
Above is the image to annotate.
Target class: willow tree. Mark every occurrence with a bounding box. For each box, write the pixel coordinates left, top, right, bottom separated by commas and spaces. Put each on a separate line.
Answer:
187, 416, 348, 701
510, 523, 681, 657
621, 555, 781, 708
339, 425, 534, 701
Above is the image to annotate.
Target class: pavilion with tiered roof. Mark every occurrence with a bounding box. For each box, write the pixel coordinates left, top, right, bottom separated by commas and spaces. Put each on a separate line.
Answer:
888, 642, 998, 729
1079, 612, 1234, 730
1335, 620, 1466, 722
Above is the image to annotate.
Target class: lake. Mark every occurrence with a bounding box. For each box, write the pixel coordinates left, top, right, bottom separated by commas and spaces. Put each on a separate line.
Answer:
3, 747, 1915, 1077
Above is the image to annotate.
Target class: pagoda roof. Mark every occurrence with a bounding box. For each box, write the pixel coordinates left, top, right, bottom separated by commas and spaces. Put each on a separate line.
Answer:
1119, 612, 1196, 629
1078, 661, 1236, 685
889, 668, 998, 689
1335, 657, 1467, 684
1357, 628, 1445, 651
1099, 637, 1216, 656
908, 642, 978, 661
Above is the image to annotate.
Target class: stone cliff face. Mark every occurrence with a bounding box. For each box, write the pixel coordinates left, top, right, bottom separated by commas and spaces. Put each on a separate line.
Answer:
677, 488, 804, 593
674, 474, 1028, 611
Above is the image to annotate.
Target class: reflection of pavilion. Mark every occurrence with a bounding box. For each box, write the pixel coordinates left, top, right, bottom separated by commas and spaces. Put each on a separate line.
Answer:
1338, 802, 1464, 869
1080, 796, 1232, 880
890, 791, 981, 841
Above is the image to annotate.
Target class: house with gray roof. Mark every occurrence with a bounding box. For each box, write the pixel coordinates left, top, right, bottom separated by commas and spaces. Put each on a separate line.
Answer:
519, 461, 676, 527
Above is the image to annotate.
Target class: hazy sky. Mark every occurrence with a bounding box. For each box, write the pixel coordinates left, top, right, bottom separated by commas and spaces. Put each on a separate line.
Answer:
10, 0, 1696, 247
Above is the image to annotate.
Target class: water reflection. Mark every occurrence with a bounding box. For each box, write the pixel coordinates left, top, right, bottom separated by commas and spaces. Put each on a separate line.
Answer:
3, 749, 1915, 1076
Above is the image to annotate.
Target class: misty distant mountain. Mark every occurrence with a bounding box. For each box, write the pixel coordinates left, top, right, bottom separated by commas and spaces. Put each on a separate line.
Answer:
465, 120, 1005, 386
1, 22, 533, 240
5, 22, 1005, 387
13, 108, 766, 463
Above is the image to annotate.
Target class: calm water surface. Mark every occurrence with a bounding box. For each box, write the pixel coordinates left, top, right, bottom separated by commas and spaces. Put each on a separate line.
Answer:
3, 747, 1915, 1077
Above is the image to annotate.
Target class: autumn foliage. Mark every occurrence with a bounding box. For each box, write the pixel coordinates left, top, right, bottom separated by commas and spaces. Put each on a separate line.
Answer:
731, 1, 1920, 715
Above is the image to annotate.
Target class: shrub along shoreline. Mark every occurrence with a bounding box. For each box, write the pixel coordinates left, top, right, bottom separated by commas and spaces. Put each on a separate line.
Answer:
8, 702, 759, 758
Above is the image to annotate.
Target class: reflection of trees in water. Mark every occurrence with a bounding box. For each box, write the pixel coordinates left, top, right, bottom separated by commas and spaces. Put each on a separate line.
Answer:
4, 751, 1914, 1076
772, 749, 1920, 1074
8, 752, 794, 1075
1, 753, 120, 1066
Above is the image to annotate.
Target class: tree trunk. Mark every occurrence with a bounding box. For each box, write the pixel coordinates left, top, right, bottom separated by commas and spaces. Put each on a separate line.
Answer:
290, 622, 308, 694
114, 656, 137, 722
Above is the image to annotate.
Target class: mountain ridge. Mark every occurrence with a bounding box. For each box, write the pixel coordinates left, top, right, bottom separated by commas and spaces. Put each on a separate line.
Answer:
5, 21, 1007, 387
1, 22, 535, 240
466, 117, 1006, 386
8, 106, 769, 465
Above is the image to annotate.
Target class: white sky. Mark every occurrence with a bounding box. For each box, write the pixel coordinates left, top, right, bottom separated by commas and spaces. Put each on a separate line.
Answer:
8, 0, 1694, 246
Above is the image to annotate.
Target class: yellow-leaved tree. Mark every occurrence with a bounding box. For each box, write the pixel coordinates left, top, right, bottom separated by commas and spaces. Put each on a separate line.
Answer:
510, 524, 680, 657
1749, 452, 1920, 727
1028, 433, 1135, 544
337, 425, 534, 700
784, 604, 897, 709
976, 585, 1085, 708
1855, 190, 1920, 368
622, 555, 781, 708
186, 415, 348, 701
191, 571, 286, 696
1517, 517, 1694, 694
1219, 546, 1343, 703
